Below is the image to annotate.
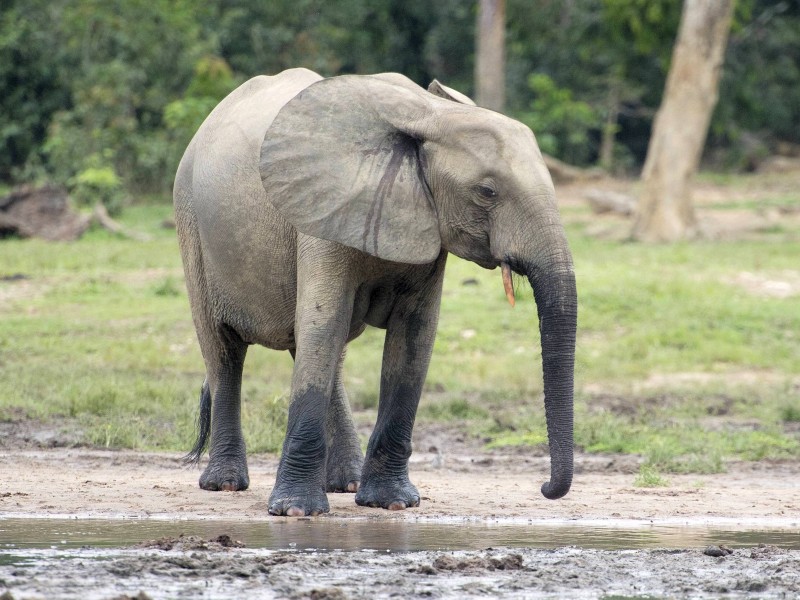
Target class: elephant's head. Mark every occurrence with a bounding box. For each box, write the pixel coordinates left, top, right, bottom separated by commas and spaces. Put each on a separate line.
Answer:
260, 73, 577, 499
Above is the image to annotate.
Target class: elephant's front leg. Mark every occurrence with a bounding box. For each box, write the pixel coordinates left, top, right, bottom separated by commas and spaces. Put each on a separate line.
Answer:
325, 349, 364, 493
268, 242, 355, 517
289, 347, 364, 494
356, 258, 446, 510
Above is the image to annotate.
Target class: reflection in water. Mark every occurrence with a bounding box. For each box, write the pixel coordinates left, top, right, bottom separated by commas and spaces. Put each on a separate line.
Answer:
0, 518, 798, 552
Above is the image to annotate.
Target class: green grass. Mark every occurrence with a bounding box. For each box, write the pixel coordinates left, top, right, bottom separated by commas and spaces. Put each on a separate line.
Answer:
704, 196, 800, 211
781, 403, 800, 423
634, 465, 670, 488
1, 179, 799, 470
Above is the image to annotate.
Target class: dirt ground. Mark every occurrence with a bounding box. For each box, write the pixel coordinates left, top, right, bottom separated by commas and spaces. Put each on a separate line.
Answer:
1, 440, 800, 525
2, 428, 800, 599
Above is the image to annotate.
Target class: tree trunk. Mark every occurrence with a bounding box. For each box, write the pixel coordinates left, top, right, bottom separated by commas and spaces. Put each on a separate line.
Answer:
599, 78, 621, 172
475, 0, 505, 112
632, 0, 734, 242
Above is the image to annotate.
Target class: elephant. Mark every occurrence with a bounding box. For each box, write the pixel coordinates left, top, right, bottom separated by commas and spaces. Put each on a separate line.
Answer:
173, 67, 577, 517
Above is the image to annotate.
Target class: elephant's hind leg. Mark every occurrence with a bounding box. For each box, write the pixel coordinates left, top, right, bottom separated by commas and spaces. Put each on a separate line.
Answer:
325, 349, 364, 493
175, 172, 249, 492
198, 325, 250, 492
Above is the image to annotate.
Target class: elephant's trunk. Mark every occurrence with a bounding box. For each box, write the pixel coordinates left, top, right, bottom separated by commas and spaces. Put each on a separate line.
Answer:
526, 255, 577, 500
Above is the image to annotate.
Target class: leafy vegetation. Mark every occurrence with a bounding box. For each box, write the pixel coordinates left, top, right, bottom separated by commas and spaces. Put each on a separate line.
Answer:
634, 465, 670, 488
518, 74, 599, 166
1, 0, 799, 196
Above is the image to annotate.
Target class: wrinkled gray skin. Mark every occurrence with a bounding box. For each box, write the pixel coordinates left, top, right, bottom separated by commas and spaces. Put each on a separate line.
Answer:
174, 68, 577, 517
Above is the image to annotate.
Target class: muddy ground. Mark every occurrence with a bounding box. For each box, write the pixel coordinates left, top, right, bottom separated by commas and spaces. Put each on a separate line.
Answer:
1, 424, 800, 599
3, 543, 799, 599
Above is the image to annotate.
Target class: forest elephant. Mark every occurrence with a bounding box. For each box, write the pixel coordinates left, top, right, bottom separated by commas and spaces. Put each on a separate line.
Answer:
173, 68, 577, 516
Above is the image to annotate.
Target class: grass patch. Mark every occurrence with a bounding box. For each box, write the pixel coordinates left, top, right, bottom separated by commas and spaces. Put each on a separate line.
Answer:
703, 195, 800, 212
2, 173, 799, 464
644, 439, 725, 475
781, 403, 800, 423
419, 398, 490, 421
241, 391, 290, 454
573, 236, 800, 380
486, 430, 548, 449
634, 465, 670, 488
153, 276, 182, 297
484, 384, 799, 472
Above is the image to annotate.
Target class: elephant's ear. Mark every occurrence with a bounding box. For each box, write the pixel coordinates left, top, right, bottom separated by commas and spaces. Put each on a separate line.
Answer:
260, 75, 441, 264
428, 79, 476, 106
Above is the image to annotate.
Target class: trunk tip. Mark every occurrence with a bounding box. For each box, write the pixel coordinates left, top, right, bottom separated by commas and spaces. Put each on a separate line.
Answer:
540, 478, 572, 500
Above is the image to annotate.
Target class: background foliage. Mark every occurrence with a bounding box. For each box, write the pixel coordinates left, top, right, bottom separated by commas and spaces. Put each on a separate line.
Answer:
1, 0, 799, 198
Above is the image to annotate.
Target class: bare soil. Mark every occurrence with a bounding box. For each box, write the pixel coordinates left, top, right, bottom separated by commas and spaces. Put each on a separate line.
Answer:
1, 438, 799, 525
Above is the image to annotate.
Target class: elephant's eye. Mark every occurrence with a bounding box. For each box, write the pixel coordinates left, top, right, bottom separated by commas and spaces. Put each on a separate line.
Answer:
475, 184, 497, 199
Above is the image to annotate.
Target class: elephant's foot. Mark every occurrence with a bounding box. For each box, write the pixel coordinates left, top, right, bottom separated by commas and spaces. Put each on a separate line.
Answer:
268, 483, 329, 516
355, 473, 420, 511
199, 457, 249, 492
325, 445, 363, 493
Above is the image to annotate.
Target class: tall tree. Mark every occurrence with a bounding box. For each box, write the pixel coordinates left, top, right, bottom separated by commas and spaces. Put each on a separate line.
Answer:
632, 0, 735, 242
475, 0, 505, 111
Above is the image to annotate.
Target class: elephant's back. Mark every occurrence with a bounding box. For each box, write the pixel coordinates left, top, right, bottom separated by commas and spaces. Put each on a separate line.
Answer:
177, 70, 323, 350
185, 69, 322, 188
197, 69, 323, 153
178, 68, 323, 211
186, 69, 323, 254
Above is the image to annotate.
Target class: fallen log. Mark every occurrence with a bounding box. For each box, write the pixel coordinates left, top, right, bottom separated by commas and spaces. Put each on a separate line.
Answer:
91, 202, 151, 241
584, 188, 637, 216
542, 154, 604, 184
0, 185, 90, 241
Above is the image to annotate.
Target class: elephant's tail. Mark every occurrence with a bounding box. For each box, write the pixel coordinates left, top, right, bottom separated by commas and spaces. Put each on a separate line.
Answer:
183, 379, 211, 465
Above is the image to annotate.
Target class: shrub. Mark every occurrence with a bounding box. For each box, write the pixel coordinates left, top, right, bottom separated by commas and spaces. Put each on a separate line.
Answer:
69, 160, 125, 216
517, 73, 600, 166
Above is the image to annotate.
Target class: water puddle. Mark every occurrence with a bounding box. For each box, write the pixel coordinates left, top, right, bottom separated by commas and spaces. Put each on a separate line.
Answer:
2, 519, 799, 599
1, 518, 798, 552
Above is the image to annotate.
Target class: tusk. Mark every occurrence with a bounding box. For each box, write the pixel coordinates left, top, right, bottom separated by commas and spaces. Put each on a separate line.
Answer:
501, 262, 515, 307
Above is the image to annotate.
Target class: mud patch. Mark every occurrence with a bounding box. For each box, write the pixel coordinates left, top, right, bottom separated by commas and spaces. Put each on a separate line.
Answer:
110, 594, 153, 600
137, 534, 244, 551
749, 543, 784, 560
2, 546, 799, 599
0, 418, 84, 450
426, 552, 524, 573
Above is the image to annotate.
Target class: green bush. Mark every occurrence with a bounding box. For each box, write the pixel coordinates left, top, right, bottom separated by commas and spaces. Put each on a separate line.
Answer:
164, 56, 239, 156
634, 465, 670, 488
517, 74, 600, 166
69, 160, 125, 216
